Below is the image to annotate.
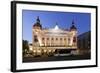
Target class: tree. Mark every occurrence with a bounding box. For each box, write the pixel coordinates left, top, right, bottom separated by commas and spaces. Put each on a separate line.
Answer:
23, 40, 29, 56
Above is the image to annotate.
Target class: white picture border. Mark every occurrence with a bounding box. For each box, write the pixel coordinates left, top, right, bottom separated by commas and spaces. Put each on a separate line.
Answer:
16, 3, 96, 70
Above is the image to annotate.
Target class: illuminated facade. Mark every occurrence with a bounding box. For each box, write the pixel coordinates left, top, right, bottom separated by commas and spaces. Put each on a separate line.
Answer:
32, 16, 77, 56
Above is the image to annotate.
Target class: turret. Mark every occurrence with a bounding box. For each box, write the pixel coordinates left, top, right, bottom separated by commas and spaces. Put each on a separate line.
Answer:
33, 16, 42, 29
32, 16, 42, 47
70, 20, 77, 31
70, 20, 77, 46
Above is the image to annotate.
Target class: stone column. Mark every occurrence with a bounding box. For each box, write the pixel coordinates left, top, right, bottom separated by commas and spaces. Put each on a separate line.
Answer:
45, 37, 46, 46
50, 37, 51, 46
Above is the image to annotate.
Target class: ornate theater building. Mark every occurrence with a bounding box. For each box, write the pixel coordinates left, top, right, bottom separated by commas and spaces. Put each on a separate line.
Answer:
31, 16, 78, 56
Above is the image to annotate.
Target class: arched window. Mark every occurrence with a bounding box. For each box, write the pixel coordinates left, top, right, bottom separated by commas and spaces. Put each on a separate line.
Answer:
56, 38, 58, 40
47, 38, 49, 40
52, 38, 54, 40
68, 38, 70, 41
42, 38, 44, 40
64, 38, 66, 40
68, 38, 70, 44
34, 35, 38, 42
73, 36, 76, 43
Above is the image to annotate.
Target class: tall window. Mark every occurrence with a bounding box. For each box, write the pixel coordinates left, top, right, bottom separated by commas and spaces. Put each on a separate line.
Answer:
68, 38, 70, 45
73, 36, 76, 43
64, 38, 66, 46
64, 38, 66, 41
42, 38, 44, 41
47, 38, 49, 40
68, 38, 70, 41
52, 38, 54, 40
34, 35, 38, 42
56, 38, 58, 40
42, 37, 45, 46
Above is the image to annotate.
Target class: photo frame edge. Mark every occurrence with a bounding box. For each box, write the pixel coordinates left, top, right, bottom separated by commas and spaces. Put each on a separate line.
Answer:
11, 1, 98, 72
11, 1, 17, 72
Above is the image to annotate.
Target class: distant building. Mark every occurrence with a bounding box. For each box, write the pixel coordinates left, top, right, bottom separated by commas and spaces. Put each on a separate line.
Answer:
32, 16, 78, 56
77, 31, 91, 55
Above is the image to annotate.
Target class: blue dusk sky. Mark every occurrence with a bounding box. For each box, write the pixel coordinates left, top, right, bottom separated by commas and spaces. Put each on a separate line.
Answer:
22, 10, 91, 43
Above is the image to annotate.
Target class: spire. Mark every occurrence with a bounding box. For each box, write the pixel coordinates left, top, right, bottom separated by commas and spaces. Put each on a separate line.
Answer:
72, 20, 74, 24
36, 16, 40, 23
70, 20, 77, 30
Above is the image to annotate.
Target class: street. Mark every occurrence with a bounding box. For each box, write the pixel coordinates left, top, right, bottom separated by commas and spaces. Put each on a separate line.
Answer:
23, 54, 90, 63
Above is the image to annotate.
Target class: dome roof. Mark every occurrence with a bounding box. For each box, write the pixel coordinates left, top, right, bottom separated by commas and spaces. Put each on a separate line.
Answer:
70, 25, 77, 30
33, 23, 42, 28
70, 20, 77, 30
